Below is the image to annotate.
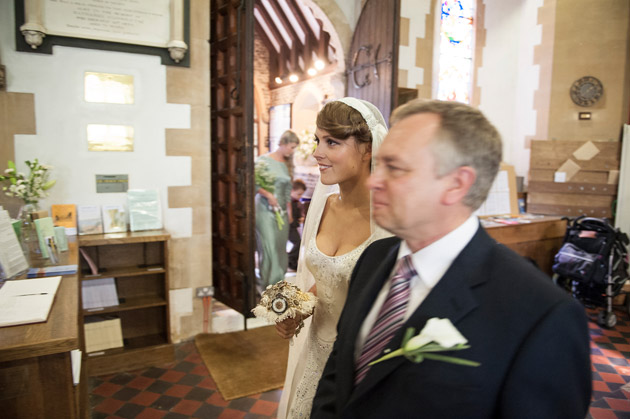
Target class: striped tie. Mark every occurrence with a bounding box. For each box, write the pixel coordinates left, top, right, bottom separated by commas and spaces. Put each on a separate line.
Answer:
354, 255, 417, 385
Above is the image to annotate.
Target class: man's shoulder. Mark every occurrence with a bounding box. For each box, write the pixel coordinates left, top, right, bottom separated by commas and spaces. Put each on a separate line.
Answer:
367, 235, 401, 250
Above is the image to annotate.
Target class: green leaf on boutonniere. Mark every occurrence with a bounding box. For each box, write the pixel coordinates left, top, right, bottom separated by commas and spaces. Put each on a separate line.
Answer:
369, 318, 480, 367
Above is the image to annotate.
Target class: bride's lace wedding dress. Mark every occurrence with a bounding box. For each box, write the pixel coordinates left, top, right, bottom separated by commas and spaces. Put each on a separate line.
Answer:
286, 232, 376, 418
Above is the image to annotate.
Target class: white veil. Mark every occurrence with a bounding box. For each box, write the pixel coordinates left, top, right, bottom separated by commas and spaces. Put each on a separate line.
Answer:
278, 97, 390, 418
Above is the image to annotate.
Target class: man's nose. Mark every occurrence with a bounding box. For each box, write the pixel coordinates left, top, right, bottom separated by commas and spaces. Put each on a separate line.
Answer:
367, 170, 382, 191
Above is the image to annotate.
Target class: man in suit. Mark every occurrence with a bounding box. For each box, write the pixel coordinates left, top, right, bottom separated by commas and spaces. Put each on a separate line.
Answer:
311, 99, 592, 418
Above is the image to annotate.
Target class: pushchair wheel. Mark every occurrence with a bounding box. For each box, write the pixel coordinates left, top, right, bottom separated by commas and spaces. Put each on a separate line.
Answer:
597, 311, 617, 329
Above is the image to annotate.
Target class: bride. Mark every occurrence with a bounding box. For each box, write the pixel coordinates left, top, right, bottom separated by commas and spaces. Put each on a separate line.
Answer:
276, 97, 389, 418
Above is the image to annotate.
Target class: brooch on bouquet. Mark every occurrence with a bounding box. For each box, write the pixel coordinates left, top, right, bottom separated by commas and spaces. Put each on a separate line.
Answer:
251, 281, 317, 337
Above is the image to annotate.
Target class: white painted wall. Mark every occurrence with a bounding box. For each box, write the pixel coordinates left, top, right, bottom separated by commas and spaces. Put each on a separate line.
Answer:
477, 0, 543, 179
399, 0, 432, 89
0, 2, 192, 238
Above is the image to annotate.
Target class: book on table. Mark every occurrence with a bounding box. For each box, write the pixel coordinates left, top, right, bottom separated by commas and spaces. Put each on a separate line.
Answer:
0, 276, 62, 327
51, 204, 77, 235
77, 205, 104, 235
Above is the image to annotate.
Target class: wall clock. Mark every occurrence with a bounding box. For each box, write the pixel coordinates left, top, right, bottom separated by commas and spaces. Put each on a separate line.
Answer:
570, 76, 603, 107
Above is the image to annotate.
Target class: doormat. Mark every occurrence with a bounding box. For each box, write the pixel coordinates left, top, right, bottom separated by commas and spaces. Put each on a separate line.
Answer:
195, 325, 289, 400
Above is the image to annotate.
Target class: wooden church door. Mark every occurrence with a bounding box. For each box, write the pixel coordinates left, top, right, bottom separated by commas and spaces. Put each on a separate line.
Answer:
346, 0, 400, 125
210, 0, 256, 319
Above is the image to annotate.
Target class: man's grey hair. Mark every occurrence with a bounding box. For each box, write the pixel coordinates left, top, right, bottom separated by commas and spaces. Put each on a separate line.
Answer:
390, 99, 503, 210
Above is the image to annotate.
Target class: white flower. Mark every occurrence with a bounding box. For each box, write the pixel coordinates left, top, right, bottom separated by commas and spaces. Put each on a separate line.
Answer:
369, 317, 480, 367
405, 318, 468, 350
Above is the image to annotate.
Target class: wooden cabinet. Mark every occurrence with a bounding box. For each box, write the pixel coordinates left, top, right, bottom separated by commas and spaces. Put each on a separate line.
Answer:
0, 239, 82, 419
485, 216, 567, 275
78, 230, 173, 376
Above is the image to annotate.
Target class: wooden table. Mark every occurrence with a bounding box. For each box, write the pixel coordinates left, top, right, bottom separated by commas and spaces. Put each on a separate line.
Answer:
484, 215, 567, 275
0, 239, 83, 418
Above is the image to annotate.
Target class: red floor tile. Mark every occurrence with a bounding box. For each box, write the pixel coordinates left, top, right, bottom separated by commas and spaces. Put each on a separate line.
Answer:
160, 370, 187, 383
593, 355, 612, 365
251, 399, 278, 416
590, 407, 620, 419
600, 372, 627, 384
130, 390, 162, 407
92, 381, 122, 397
165, 383, 193, 398
136, 407, 168, 419
191, 364, 210, 375
593, 381, 612, 393
127, 375, 155, 390
606, 397, 630, 412
207, 390, 231, 407
218, 408, 247, 419
171, 399, 203, 415
197, 376, 218, 390
94, 397, 125, 414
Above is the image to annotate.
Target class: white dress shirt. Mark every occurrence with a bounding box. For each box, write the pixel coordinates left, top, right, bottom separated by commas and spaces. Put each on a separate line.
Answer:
354, 215, 480, 360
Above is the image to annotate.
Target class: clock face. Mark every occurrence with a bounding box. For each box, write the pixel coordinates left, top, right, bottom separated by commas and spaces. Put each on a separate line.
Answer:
570, 76, 603, 107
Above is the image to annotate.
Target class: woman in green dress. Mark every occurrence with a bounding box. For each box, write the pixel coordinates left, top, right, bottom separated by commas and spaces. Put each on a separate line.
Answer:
255, 130, 300, 290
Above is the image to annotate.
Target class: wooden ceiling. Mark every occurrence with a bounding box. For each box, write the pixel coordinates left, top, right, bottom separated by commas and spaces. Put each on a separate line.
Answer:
254, 0, 335, 87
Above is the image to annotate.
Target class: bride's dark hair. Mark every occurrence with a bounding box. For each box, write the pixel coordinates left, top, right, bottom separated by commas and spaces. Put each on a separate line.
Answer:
316, 101, 372, 147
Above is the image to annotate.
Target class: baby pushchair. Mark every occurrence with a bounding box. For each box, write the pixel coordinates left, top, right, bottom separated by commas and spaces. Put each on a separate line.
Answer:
552, 216, 630, 328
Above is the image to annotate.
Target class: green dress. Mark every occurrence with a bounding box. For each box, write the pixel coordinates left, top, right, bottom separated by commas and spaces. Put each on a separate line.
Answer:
255, 155, 291, 289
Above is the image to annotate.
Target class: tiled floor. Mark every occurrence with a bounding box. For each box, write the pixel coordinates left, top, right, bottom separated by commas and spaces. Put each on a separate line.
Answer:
90, 306, 630, 419
89, 341, 281, 419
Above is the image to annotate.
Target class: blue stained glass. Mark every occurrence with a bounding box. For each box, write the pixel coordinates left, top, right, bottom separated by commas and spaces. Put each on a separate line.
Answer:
438, 0, 475, 104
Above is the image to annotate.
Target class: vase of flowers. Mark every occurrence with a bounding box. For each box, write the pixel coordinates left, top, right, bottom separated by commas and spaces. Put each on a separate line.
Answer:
0, 159, 56, 258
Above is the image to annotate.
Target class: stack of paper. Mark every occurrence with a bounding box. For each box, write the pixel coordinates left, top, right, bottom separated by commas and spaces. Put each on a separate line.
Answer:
84, 316, 124, 353
0, 207, 29, 279
0, 276, 62, 327
128, 189, 163, 232
81, 277, 119, 309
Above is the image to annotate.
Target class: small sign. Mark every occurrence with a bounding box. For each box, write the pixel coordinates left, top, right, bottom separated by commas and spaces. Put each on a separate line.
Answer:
96, 175, 128, 193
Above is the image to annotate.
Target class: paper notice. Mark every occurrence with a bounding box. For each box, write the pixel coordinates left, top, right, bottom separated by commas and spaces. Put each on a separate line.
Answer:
554, 172, 567, 183
556, 159, 581, 182
608, 170, 620, 184
573, 141, 600, 161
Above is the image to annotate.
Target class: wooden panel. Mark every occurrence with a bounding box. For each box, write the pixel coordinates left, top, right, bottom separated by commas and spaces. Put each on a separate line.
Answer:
78, 230, 170, 246
528, 192, 614, 207
346, 0, 399, 124
211, 0, 256, 317
529, 140, 621, 171
528, 140, 620, 217
529, 169, 613, 184
0, 353, 77, 419
528, 203, 612, 218
528, 181, 617, 195
87, 344, 173, 376
485, 217, 567, 275
0, 241, 81, 419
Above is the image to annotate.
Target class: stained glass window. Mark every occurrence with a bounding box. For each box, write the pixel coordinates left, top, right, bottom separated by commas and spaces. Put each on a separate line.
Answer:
437, 0, 475, 104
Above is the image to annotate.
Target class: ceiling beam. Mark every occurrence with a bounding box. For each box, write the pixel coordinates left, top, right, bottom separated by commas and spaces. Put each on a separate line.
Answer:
254, 1, 294, 72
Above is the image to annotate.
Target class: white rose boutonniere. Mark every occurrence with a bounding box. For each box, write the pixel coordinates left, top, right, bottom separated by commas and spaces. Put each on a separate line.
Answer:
369, 318, 480, 367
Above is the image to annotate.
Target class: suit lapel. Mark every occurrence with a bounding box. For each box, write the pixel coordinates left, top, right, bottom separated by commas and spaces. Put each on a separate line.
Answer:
349, 227, 494, 402
336, 239, 400, 406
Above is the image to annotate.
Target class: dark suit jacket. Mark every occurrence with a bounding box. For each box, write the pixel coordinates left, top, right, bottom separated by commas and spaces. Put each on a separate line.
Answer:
311, 226, 592, 419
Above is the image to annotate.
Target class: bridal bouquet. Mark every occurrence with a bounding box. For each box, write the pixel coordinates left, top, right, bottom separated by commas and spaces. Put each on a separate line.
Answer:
254, 159, 285, 230
252, 281, 317, 336
369, 318, 480, 367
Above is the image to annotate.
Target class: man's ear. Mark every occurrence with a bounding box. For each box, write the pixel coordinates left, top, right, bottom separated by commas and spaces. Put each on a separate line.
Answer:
442, 166, 476, 206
